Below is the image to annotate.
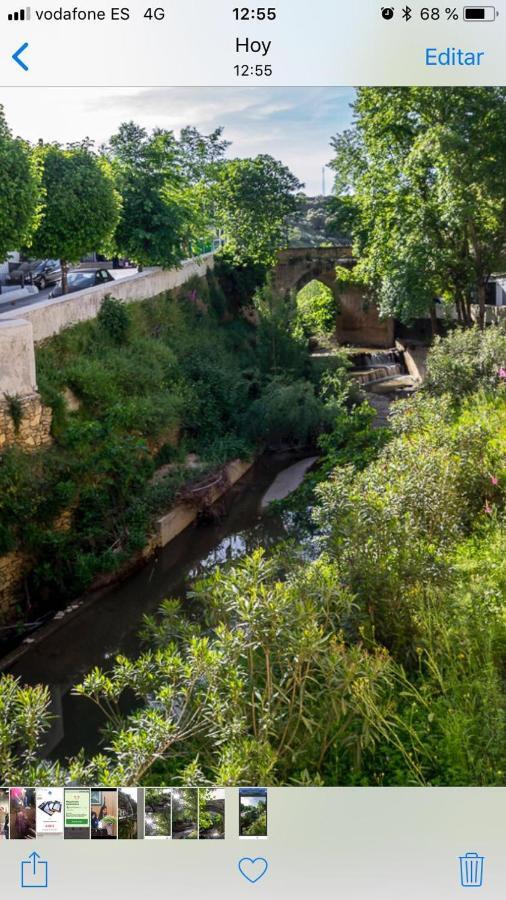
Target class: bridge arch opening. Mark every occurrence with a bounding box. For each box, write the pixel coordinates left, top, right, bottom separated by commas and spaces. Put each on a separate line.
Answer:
295, 279, 337, 337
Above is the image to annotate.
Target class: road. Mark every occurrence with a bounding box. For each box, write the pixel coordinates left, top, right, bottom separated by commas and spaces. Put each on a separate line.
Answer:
0, 268, 139, 315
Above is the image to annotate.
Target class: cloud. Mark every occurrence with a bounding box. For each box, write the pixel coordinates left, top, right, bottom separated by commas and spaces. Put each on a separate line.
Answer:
0, 86, 355, 195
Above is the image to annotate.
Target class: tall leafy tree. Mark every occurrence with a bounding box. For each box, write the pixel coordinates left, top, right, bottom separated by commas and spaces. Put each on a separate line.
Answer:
30, 142, 120, 293
331, 88, 506, 328
0, 106, 40, 263
213, 155, 302, 267
177, 126, 230, 184
109, 123, 203, 268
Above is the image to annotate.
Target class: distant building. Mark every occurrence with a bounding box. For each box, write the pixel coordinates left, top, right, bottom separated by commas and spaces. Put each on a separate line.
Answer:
488, 275, 506, 306
0, 252, 20, 281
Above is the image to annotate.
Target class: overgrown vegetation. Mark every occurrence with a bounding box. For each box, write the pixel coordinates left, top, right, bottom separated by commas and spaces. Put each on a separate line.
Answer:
0, 273, 348, 609
2, 327, 505, 788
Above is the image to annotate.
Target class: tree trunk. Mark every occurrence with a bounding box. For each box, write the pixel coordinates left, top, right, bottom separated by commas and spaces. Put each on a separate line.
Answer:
477, 284, 486, 330
61, 261, 68, 295
455, 296, 464, 326
464, 296, 473, 328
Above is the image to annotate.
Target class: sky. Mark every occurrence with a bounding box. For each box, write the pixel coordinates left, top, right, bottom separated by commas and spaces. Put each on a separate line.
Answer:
0, 86, 355, 195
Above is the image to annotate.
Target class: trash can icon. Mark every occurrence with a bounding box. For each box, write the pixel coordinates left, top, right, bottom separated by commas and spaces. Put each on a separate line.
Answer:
459, 852, 485, 888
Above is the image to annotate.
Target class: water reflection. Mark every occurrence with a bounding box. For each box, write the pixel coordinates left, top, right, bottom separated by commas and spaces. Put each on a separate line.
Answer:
5, 453, 314, 760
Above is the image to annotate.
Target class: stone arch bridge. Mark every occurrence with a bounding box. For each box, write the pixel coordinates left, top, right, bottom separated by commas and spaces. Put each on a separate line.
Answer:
272, 246, 394, 348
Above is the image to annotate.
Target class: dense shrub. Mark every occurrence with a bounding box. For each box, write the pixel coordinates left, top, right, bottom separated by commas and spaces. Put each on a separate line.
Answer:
97, 297, 130, 344
425, 324, 506, 398
315, 392, 506, 661
243, 378, 329, 448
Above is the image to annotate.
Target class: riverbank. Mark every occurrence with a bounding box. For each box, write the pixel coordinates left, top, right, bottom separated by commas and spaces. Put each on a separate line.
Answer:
2, 451, 318, 760
0, 268, 349, 630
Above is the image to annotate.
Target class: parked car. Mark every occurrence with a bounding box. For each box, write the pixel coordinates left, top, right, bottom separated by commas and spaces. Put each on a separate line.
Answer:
7, 259, 61, 289
6, 260, 37, 286
49, 269, 114, 298
30, 259, 62, 290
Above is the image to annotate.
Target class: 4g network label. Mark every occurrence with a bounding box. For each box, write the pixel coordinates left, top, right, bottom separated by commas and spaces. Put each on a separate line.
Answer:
30, 7, 166, 21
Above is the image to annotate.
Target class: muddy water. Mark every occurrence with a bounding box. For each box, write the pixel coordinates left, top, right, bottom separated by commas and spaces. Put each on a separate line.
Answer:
4, 453, 316, 761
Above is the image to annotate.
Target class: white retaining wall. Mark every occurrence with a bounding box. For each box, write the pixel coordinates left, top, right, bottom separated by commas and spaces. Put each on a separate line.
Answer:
0, 256, 214, 397
0, 319, 37, 396
0, 254, 214, 345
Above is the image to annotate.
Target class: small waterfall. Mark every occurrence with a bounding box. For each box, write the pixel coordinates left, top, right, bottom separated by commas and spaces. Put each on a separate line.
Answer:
349, 349, 405, 386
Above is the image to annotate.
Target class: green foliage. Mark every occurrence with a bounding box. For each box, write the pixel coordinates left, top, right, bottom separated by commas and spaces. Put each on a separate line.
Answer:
4, 394, 24, 434
243, 378, 327, 448
2, 388, 505, 787
331, 87, 506, 325
108, 123, 203, 267
425, 324, 506, 398
0, 105, 41, 260
213, 155, 302, 266
296, 280, 338, 337
2, 270, 337, 607
315, 392, 505, 662
213, 254, 268, 310
286, 194, 353, 247
69, 551, 399, 785
0, 675, 64, 785
97, 297, 131, 345
30, 143, 120, 270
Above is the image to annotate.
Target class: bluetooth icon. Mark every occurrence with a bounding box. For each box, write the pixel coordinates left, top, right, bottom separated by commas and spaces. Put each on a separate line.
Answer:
402, 5, 412, 19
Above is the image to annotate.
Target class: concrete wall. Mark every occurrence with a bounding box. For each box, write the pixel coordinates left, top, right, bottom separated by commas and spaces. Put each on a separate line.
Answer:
0, 254, 215, 344
0, 318, 37, 395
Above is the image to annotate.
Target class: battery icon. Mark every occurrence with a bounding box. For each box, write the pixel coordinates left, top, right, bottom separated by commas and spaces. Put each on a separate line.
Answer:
463, 6, 498, 19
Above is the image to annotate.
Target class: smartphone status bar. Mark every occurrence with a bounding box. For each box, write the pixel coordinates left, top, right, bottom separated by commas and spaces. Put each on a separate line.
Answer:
0, 0, 505, 86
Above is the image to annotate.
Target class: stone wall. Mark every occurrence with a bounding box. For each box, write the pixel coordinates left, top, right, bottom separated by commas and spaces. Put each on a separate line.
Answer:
273, 247, 394, 349
0, 392, 52, 451
0, 551, 28, 622
337, 287, 395, 348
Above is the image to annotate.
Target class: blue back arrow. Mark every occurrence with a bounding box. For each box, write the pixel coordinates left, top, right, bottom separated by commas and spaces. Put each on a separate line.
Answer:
12, 42, 29, 71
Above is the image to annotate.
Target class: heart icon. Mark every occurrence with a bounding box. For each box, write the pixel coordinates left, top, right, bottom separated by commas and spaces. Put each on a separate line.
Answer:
238, 857, 269, 884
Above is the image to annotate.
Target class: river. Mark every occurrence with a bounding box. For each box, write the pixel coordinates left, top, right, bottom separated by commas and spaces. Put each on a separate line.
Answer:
3, 452, 317, 762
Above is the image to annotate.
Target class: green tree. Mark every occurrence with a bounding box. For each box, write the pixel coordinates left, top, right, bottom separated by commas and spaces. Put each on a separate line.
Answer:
109, 122, 203, 268
30, 143, 119, 293
213, 155, 302, 266
330, 88, 506, 328
0, 106, 40, 263
177, 126, 230, 184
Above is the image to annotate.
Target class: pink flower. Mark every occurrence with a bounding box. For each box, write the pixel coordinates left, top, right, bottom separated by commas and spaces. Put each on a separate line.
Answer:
490, 475, 499, 486
484, 503, 493, 515
498, 367, 506, 381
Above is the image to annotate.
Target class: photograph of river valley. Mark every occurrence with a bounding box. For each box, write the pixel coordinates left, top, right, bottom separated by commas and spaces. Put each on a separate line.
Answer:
0, 85, 505, 789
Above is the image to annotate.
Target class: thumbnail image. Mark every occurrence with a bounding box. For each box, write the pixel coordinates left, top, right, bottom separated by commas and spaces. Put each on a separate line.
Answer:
144, 789, 172, 840
64, 788, 90, 840
91, 789, 118, 839
0, 789, 9, 839
10, 788, 36, 840
199, 789, 225, 840
118, 788, 144, 840
36, 788, 64, 839
172, 788, 198, 840
239, 789, 268, 838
